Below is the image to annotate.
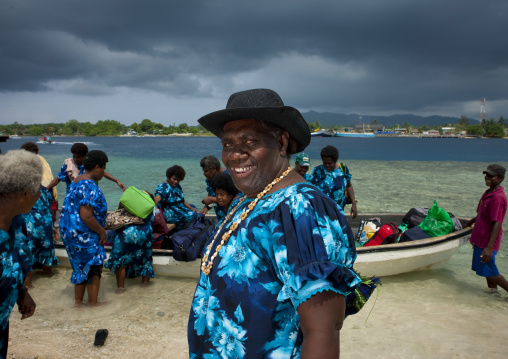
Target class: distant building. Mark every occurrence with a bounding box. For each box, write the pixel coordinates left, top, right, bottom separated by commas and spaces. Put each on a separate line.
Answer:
393, 128, 407, 134
353, 124, 384, 133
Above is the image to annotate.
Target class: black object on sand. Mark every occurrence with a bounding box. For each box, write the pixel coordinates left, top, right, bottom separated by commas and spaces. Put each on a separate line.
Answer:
94, 329, 109, 346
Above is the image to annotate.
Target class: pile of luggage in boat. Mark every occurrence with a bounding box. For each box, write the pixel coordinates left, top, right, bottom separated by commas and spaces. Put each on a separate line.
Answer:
355, 201, 464, 247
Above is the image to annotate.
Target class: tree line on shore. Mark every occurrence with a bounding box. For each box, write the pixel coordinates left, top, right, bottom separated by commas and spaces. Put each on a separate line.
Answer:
0, 119, 206, 136
0, 116, 506, 137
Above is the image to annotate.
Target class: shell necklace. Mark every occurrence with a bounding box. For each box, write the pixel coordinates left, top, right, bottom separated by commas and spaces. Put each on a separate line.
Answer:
201, 166, 292, 275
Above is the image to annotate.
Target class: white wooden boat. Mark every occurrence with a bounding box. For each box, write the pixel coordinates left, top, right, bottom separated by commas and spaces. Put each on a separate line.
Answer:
54, 213, 472, 278
352, 213, 472, 276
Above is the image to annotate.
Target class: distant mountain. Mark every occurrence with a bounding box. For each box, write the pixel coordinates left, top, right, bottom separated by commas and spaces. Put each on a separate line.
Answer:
301, 111, 478, 128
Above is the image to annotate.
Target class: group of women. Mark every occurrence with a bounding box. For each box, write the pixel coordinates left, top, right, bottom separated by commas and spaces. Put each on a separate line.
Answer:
1, 88, 372, 358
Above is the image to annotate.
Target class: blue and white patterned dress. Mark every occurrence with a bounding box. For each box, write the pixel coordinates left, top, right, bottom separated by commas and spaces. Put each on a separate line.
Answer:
188, 183, 360, 358
205, 178, 227, 222
0, 223, 30, 353
155, 182, 198, 228
105, 214, 155, 279
57, 160, 85, 193
310, 164, 352, 209
21, 187, 59, 267
59, 180, 107, 284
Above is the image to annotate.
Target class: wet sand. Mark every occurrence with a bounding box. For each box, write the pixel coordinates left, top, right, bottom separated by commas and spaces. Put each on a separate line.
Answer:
8, 245, 508, 359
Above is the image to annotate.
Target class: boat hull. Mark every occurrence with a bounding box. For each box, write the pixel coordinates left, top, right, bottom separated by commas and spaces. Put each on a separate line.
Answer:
335, 132, 375, 138
54, 213, 472, 278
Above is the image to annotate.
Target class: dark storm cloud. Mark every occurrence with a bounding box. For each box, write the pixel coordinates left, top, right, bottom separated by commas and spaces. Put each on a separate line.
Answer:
1, 0, 507, 119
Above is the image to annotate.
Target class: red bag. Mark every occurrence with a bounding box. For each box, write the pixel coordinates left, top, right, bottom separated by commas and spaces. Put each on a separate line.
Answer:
363, 222, 400, 247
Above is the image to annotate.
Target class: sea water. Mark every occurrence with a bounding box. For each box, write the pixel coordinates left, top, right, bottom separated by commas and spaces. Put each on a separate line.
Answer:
4, 136, 508, 358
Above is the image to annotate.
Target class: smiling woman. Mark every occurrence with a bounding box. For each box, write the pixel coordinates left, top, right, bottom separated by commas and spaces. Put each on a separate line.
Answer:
188, 89, 371, 358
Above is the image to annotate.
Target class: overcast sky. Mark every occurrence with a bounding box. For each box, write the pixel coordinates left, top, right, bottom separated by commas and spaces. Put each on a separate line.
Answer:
1, 0, 507, 126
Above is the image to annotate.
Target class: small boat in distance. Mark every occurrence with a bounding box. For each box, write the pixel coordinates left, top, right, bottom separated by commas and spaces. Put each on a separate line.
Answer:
310, 129, 325, 137
38, 137, 54, 144
335, 132, 375, 138
54, 213, 472, 278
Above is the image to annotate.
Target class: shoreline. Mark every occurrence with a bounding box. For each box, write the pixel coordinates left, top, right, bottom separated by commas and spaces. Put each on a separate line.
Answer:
8, 247, 508, 359
4, 134, 507, 139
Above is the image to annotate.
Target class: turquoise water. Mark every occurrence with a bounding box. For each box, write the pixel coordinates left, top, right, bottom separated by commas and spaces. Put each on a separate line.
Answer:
4, 136, 508, 358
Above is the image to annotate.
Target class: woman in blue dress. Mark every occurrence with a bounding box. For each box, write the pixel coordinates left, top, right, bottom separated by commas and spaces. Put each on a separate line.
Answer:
311, 145, 358, 218
59, 150, 109, 306
154, 165, 199, 229
189, 89, 368, 358
21, 186, 59, 286
0, 150, 40, 357
105, 209, 155, 290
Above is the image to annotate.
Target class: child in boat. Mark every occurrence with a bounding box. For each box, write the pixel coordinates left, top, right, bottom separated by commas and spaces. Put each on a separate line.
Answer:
211, 172, 239, 217
200, 155, 228, 221
46, 142, 125, 197
466, 164, 508, 300
310, 145, 358, 218
154, 165, 199, 229
105, 195, 155, 290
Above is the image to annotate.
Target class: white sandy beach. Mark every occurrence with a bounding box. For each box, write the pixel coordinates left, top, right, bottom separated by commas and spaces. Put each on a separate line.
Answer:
7, 244, 508, 359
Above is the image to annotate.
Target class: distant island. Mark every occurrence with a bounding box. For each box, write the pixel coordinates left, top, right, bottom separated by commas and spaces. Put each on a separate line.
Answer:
0, 113, 506, 138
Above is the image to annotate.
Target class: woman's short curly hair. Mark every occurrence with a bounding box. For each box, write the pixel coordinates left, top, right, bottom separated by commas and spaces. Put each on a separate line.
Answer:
200, 156, 221, 171
20, 142, 39, 154
320, 145, 339, 162
0, 150, 42, 202
83, 150, 109, 171
71, 143, 89, 157
166, 165, 186, 181
211, 172, 239, 196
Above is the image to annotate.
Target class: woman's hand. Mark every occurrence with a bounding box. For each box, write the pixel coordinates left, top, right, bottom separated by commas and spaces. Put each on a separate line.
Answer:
99, 230, 107, 245
17, 287, 36, 320
80, 205, 107, 243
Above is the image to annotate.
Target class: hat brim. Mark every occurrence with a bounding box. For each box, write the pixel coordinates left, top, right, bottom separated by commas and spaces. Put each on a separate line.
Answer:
483, 170, 497, 176
198, 106, 311, 153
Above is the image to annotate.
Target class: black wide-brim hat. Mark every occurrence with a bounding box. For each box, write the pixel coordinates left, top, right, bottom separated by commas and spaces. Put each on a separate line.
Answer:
198, 89, 311, 152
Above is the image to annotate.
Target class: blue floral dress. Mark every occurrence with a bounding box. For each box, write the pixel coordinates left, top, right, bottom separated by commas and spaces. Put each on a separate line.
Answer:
0, 223, 31, 353
59, 180, 107, 284
310, 164, 352, 209
302, 173, 312, 182
205, 178, 227, 222
57, 160, 85, 193
21, 187, 59, 267
155, 182, 198, 228
105, 214, 155, 279
188, 183, 361, 358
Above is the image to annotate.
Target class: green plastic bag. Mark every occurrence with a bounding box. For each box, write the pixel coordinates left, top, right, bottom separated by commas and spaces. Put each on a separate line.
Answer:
120, 186, 155, 219
418, 200, 454, 237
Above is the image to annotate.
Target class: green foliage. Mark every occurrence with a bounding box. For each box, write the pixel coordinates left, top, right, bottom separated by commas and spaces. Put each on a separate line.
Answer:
29, 126, 43, 136
178, 123, 189, 133
467, 124, 484, 136
483, 119, 505, 137
307, 120, 321, 131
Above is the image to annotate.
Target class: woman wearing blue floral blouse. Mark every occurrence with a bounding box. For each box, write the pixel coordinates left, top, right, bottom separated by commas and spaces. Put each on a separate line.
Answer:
154, 165, 199, 229
59, 150, 109, 306
0, 150, 41, 357
311, 145, 358, 219
189, 89, 363, 358
105, 206, 155, 290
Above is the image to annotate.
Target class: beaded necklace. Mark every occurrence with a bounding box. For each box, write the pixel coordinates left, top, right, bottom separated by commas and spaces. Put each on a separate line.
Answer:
201, 166, 292, 275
